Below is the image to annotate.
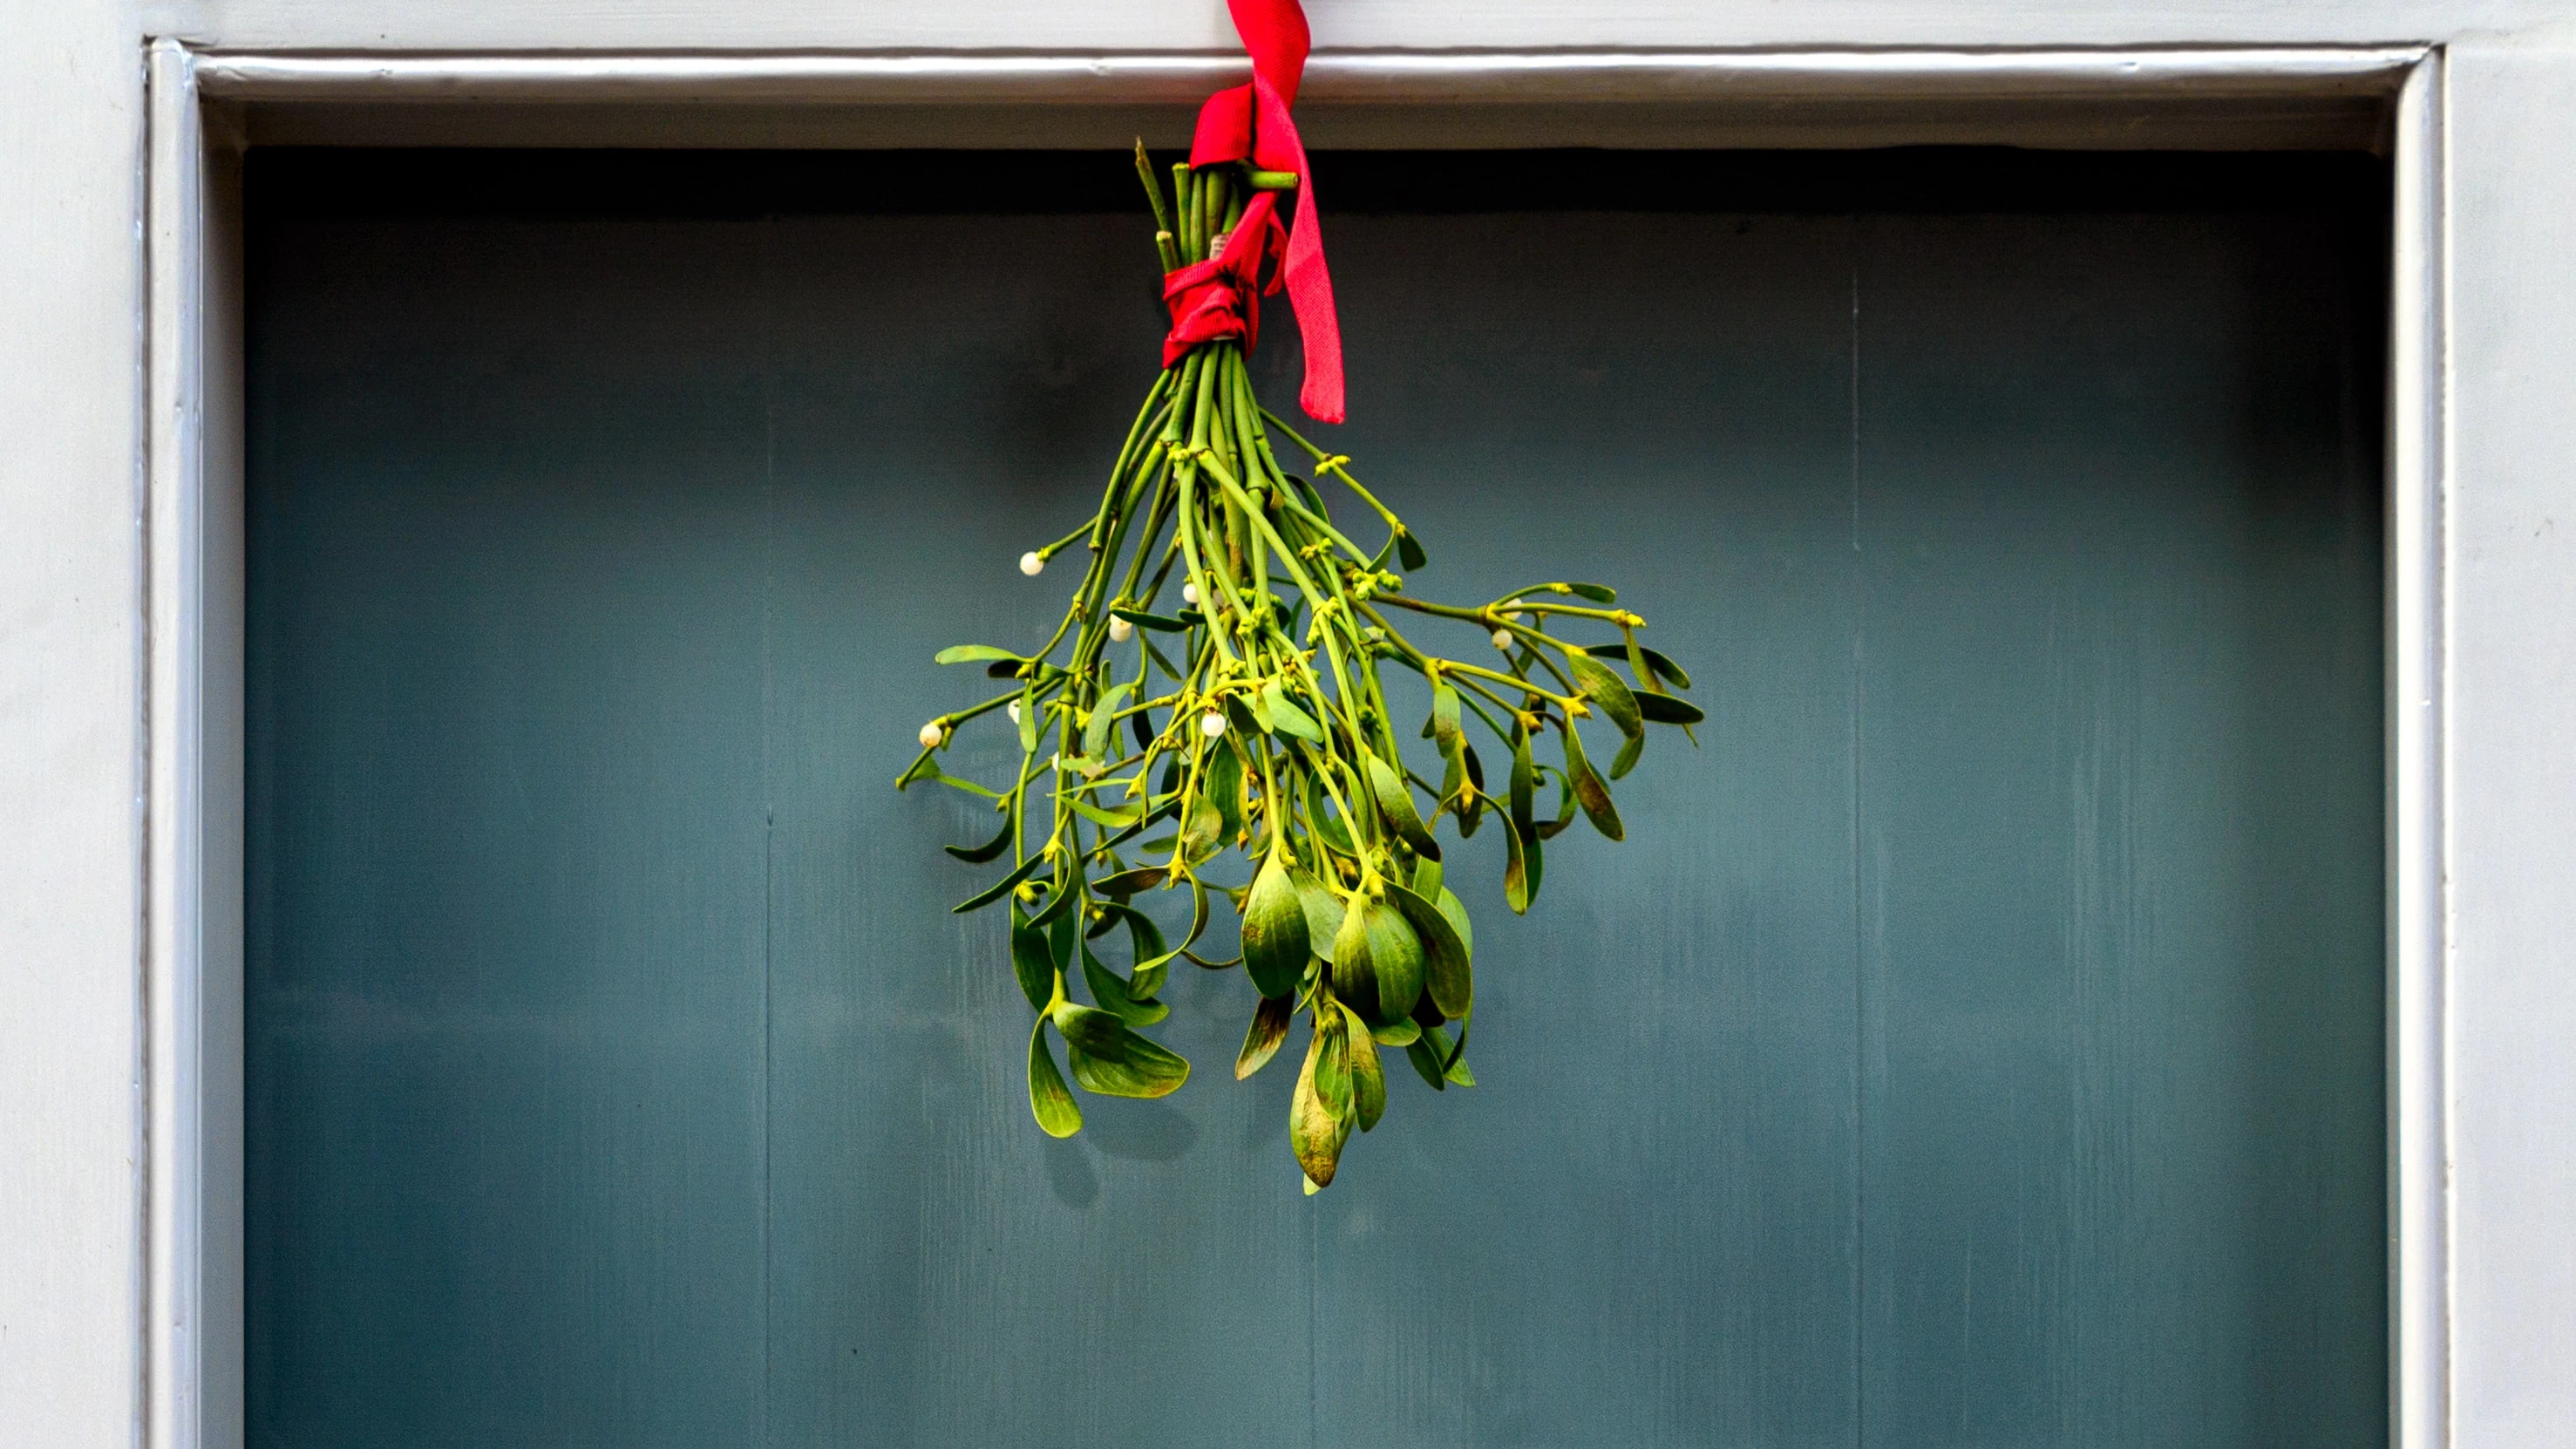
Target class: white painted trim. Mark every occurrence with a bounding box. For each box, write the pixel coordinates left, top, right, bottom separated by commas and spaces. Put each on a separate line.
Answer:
2388, 49, 2451, 1449
146, 39, 245, 1449
191, 45, 2425, 104
139, 44, 2451, 1449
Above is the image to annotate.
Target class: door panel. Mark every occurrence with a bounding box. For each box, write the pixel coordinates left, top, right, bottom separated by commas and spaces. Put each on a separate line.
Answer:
246, 150, 2386, 1448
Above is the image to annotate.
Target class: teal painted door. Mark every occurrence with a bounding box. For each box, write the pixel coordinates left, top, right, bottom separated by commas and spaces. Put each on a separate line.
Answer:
246, 150, 2387, 1447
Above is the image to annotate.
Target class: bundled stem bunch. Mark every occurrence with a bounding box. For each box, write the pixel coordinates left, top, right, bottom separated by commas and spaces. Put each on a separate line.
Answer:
901, 146, 1702, 1190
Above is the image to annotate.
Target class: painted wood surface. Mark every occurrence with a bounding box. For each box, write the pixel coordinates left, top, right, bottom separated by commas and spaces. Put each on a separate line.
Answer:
147, 0, 2571, 55
244, 150, 2385, 1446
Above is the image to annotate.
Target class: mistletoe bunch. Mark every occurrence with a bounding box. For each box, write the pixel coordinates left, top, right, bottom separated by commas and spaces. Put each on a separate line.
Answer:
900, 147, 1702, 1190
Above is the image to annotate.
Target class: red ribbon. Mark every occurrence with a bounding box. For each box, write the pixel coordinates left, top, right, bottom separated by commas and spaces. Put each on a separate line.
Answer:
1159, 0, 1345, 425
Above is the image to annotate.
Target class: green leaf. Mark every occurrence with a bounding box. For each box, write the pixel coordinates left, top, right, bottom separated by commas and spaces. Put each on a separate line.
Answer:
1206, 737, 1245, 846
936, 643, 1022, 666
1027, 857, 1084, 929
1410, 853, 1443, 899
1081, 936, 1167, 1027
1420, 1023, 1477, 1087
1111, 606, 1190, 633
1009, 906, 1056, 1012
953, 853, 1046, 915
1092, 864, 1167, 899
1295, 870, 1342, 963
1609, 729, 1644, 780
1338, 1000, 1387, 1132
1180, 793, 1225, 864
1050, 1003, 1190, 1099
1502, 813, 1538, 915
1385, 881, 1472, 1019
1261, 681, 1324, 742
1635, 690, 1705, 725
1509, 728, 1536, 840
1369, 1016, 1421, 1047
1220, 690, 1261, 742
1065, 793, 1144, 830
1567, 649, 1643, 738
1110, 903, 1174, 999
1457, 744, 1485, 838
1081, 682, 1134, 760
1028, 1020, 1084, 1137
1236, 993, 1293, 1079
944, 811, 1014, 863
1016, 682, 1039, 754
1240, 853, 1311, 999
1396, 528, 1428, 572
1437, 886, 1473, 961
1560, 722, 1625, 841
1333, 895, 1425, 1025
1404, 1037, 1449, 1092
1639, 644, 1692, 691
1565, 582, 1617, 603
1290, 1013, 1347, 1187
1363, 754, 1440, 861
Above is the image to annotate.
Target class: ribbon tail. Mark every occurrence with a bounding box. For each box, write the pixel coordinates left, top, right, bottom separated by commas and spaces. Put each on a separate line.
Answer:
1282, 184, 1343, 425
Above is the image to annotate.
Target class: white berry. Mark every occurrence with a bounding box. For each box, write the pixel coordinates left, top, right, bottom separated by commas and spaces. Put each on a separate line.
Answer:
1107, 616, 1134, 643
1019, 551, 1044, 576
1492, 629, 1513, 651
1007, 701, 1021, 724
917, 721, 943, 748
1200, 711, 1227, 738
1182, 582, 1200, 606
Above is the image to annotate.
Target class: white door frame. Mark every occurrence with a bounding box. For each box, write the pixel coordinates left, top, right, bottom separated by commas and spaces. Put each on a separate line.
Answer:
141, 44, 2450, 1449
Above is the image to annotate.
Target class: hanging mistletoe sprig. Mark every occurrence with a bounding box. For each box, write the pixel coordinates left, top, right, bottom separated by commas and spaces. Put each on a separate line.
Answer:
897, 3, 1702, 1191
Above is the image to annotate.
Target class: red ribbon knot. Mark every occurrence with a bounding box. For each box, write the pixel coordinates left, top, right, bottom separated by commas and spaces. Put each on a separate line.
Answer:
1158, 0, 1345, 425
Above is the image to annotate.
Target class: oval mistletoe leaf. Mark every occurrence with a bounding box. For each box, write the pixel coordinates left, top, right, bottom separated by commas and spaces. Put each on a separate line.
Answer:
935, 643, 1023, 666
1369, 1015, 1421, 1048
1564, 582, 1618, 603
1290, 1015, 1347, 1187
1363, 754, 1440, 861
1342, 897, 1425, 1026
1081, 682, 1134, 760
1635, 690, 1705, 726
1098, 866, 1170, 901
1111, 606, 1189, 633
1050, 1003, 1190, 1099
1297, 870, 1342, 963
1236, 993, 1293, 1079
1330, 896, 1375, 1009
1081, 937, 1168, 1028
1560, 722, 1625, 841
1028, 1020, 1084, 1138
1436, 886, 1472, 960
1566, 649, 1643, 738
1639, 644, 1692, 692
953, 852, 1046, 915
1206, 738, 1246, 845
1009, 906, 1057, 1012
1509, 728, 1536, 841
1240, 853, 1311, 999
945, 811, 1014, 864
1501, 813, 1539, 915
1396, 527, 1428, 572
1337, 1000, 1387, 1133
1403, 1036, 1450, 1092
1609, 729, 1645, 781
1180, 793, 1226, 864
1261, 681, 1324, 742
1385, 881, 1471, 1019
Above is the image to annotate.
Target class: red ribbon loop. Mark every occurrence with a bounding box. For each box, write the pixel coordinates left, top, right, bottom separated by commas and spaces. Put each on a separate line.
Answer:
1163, 0, 1345, 425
